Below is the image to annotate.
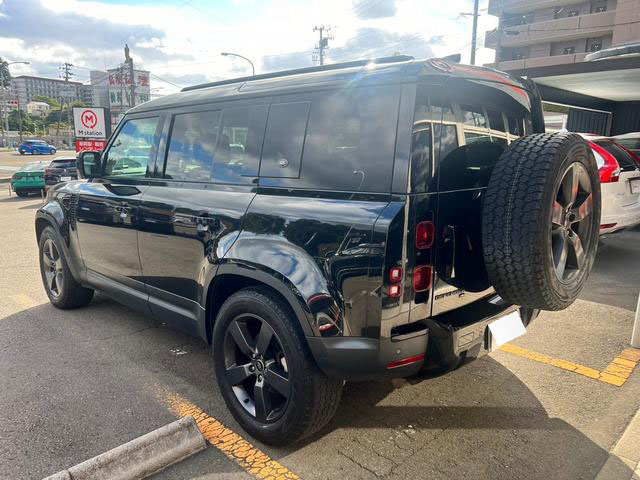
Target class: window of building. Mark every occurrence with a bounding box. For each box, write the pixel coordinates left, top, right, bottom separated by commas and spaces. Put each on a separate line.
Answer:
568, 9, 579, 16
259, 101, 310, 178
164, 110, 220, 182
512, 53, 525, 60
563, 46, 576, 54
590, 43, 602, 52
104, 116, 160, 177
554, 7, 563, 19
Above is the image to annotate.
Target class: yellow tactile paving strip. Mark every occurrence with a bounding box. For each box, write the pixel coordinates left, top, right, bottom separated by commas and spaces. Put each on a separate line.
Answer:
165, 392, 300, 480
500, 344, 640, 387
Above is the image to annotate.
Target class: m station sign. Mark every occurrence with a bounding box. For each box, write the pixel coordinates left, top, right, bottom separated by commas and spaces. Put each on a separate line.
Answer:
72, 107, 111, 152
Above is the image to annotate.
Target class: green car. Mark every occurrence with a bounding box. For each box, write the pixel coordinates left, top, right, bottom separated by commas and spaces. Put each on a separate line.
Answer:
11, 161, 47, 197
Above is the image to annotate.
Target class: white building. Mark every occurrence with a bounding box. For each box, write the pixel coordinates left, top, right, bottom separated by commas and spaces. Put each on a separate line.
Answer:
27, 101, 51, 117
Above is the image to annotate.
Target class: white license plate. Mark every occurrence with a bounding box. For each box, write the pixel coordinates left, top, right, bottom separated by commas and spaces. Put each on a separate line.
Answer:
488, 311, 526, 347
60, 176, 72, 182
630, 178, 640, 194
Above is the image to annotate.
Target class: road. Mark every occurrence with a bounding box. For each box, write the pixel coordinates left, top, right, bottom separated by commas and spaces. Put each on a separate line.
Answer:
0, 188, 639, 480
0, 149, 77, 180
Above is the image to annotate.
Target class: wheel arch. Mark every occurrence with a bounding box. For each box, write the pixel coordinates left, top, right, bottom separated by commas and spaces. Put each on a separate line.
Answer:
204, 264, 317, 345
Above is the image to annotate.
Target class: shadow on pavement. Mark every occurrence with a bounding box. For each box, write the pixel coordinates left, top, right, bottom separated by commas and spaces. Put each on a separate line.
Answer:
0, 297, 634, 480
583, 224, 640, 311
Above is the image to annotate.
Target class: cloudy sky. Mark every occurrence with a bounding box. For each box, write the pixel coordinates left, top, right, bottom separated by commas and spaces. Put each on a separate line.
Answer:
0, 0, 498, 94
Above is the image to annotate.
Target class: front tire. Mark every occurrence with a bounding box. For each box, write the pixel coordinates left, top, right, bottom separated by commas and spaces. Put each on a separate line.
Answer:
15, 190, 29, 197
213, 287, 343, 445
38, 226, 94, 309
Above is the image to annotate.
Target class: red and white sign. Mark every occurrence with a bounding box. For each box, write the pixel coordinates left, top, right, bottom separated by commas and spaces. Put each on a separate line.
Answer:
73, 107, 108, 138
76, 139, 108, 153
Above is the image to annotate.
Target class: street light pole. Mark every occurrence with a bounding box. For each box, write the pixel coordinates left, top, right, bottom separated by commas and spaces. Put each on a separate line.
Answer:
221, 52, 255, 76
2, 60, 29, 149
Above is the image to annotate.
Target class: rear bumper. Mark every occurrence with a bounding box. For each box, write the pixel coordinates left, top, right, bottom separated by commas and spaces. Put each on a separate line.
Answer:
600, 208, 640, 235
308, 298, 538, 381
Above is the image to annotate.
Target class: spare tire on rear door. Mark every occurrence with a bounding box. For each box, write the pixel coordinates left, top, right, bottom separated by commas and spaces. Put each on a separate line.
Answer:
482, 133, 601, 311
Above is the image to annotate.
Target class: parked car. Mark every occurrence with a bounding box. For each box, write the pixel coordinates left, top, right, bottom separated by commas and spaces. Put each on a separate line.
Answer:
584, 136, 640, 235
44, 156, 78, 190
612, 132, 640, 157
11, 161, 47, 196
18, 140, 57, 155
36, 56, 601, 446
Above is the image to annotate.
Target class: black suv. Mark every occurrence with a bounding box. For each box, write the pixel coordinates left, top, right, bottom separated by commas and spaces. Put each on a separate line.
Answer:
36, 56, 601, 445
44, 156, 78, 190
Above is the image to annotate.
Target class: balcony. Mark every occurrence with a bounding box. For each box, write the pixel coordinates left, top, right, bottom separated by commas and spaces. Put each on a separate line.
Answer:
485, 10, 616, 48
489, 0, 587, 15
487, 52, 589, 72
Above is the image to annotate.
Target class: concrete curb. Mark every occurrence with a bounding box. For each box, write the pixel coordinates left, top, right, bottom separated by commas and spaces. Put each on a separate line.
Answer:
595, 408, 640, 480
42, 416, 207, 480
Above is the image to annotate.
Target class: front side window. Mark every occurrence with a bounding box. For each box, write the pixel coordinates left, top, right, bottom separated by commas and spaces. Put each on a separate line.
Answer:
104, 117, 160, 177
164, 110, 220, 182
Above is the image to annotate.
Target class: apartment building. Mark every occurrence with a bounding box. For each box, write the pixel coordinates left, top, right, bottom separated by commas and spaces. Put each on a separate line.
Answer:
485, 0, 640, 71
11, 75, 83, 110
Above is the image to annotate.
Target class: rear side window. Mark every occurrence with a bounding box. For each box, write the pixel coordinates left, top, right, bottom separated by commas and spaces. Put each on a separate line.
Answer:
595, 141, 638, 171
487, 109, 506, 132
461, 105, 487, 128
259, 102, 310, 178
165, 110, 220, 182
298, 85, 399, 192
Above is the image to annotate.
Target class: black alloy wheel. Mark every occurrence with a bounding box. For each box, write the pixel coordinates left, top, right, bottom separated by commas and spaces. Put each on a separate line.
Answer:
42, 238, 64, 299
223, 313, 291, 423
551, 162, 594, 283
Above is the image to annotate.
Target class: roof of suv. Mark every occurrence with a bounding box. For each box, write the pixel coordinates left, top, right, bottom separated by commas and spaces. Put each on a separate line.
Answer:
129, 57, 531, 115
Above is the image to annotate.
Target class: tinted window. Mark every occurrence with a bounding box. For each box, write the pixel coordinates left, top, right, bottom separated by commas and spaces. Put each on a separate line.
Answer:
410, 126, 432, 193
487, 109, 506, 132
165, 110, 220, 182
434, 125, 458, 167
213, 105, 267, 183
260, 102, 310, 178
105, 117, 160, 177
298, 85, 399, 192
507, 115, 524, 136
465, 132, 491, 144
595, 141, 638, 171
461, 105, 487, 128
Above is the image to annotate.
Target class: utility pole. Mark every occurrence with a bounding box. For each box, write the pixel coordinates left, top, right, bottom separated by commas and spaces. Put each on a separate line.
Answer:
470, 0, 480, 65
313, 25, 331, 66
55, 62, 73, 140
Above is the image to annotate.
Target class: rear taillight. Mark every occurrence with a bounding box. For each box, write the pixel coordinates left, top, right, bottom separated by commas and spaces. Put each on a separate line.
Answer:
416, 221, 435, 249
590, 141, 620, 183
44, 168, 52, 175
413, 265, 433, 292
389, 267, 403, 282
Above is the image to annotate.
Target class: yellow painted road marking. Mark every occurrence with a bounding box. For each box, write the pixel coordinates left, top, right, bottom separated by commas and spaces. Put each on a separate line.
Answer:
500, 344, 640, 387
164, 392, 300, 480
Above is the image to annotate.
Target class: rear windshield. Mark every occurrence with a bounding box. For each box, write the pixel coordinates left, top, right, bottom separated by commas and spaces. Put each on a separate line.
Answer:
594, 141, 638, 171
21, 163, 46, 172
49, 160, 76, 167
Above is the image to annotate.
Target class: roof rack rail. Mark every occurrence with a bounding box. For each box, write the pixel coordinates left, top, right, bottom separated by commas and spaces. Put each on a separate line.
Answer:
181, 55, 415, 92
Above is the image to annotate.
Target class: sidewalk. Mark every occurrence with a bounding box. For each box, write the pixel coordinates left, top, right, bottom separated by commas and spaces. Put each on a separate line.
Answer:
596, 408, 640, 479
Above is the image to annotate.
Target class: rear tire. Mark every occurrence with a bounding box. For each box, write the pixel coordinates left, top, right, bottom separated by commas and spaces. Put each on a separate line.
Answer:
38, 226, 94, 309
213, 287, 343, 445
482, 133, 601, 311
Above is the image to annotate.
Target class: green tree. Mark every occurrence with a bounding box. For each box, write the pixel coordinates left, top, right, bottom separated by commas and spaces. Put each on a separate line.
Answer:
8, 110, 35, 133
0, 57, 10, 88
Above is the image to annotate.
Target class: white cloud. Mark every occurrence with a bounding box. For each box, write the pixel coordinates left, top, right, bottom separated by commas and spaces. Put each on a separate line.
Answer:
1, 0, 498, 94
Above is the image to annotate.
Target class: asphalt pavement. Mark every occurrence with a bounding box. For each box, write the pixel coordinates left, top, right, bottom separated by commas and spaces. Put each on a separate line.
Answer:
0, 187, 639, 480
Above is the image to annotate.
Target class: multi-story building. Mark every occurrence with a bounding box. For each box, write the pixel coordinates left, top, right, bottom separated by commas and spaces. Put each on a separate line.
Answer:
485, 0, 640, 71
11, 75, 83, 110
26, 101, 51, 117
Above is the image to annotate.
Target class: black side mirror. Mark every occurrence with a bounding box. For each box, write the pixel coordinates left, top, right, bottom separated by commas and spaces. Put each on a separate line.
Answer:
77, 151, 102, 179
